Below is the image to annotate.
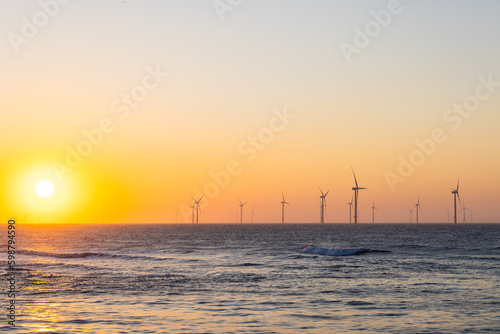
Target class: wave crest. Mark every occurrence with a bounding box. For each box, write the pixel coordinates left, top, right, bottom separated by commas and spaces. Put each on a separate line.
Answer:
300, 245, 370, 256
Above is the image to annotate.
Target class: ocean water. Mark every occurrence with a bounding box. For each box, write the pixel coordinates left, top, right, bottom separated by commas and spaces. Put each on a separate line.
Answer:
1, 223, 499, 333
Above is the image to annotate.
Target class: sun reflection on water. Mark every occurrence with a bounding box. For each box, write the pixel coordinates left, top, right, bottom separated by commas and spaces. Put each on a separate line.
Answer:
20, 301, 66, 333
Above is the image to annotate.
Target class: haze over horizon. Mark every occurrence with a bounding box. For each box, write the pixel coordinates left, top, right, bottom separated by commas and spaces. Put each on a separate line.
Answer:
1, 1, 499, 224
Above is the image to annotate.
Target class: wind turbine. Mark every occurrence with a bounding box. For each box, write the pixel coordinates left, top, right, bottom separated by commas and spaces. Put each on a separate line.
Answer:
409, 207, 413, 223
460, 202, 470, 223
193, 196, 203, 224
451, 179, 461, 224
351, 167, 366, 224
414, 196, 422, 223
239, 199, 247, 224
318, 187, 329, 224
281, 191, 290, 224
250, 208, 255, 223
447, 210, 450, 223
347, 196, 353, 224
371, 200, 378, 223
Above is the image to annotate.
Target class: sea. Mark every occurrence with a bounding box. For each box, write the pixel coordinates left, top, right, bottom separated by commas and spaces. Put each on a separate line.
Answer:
1, 223, 499, 333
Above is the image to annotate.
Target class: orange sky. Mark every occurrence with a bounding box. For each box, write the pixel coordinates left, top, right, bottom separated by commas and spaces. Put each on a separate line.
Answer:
1, 1, 499, 223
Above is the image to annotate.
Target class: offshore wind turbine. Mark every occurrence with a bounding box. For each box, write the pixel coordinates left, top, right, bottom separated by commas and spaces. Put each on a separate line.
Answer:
371, 200, 378, 224
409, 207, 413, 223
451, 179, 461, 224
414, 196, 422, 223
460, 202, 470, 223
238, 199, 247, 224
281, 191, 290, 224
318, 187, 329, 224
351, 167, 366, 224
193, 196, 203, 224
447, 210, 450, 223
250, 208, 255, 223
347, 196, 353, 224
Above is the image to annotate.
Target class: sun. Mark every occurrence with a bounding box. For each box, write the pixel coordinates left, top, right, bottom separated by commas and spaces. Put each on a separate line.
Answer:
35, 180, 55, 198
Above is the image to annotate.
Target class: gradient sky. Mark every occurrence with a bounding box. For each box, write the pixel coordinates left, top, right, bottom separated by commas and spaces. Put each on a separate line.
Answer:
1, 0, 499, 224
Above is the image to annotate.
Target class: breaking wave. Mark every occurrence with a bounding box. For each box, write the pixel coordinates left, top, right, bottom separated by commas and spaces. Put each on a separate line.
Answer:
300, 245, 371, 256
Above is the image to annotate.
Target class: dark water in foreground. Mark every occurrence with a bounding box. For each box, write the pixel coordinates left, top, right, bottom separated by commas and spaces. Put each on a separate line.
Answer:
1, 223, 499, 333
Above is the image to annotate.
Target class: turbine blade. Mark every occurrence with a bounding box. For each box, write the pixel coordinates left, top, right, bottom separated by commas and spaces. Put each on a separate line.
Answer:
351, 166, 358, 188
325, 190, 330, 197
317, 186, 325, 196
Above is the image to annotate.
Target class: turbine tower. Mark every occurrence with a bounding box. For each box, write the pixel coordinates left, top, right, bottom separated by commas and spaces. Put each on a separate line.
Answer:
189, 204, 195, 224
250, 208, 255, 223
193, 196, 203, 224
451, 179, 461, 224
238, 199, 247, 224
281, 191, 290, 224
409, 207, 413, 223
414, 196, 422, 223
318, 187, 329, 224
347, 196, 353, 224
371, 200, 378, 223
447, 210, 450, 223
351, 167, 366, 224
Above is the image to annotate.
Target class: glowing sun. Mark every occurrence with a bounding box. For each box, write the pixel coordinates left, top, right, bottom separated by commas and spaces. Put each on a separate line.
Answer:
35, 180, 55, 198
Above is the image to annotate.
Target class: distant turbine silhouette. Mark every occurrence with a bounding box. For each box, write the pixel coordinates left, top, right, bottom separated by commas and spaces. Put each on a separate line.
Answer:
281, 191, 290, 224
250, 208, 255, 223
409, 207, 413, 223
351, 167, 366, 224
371, 200, 378, 223
414, 196, 422, 223
347, 195, 353, 224
193, 196, 203, 224
239, 199, 247, 224
447, 210, 450, 223
470, 210, 474, 223
452, 179, 461, 224
318, 187, 329, 224
460, 202, 470, 223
